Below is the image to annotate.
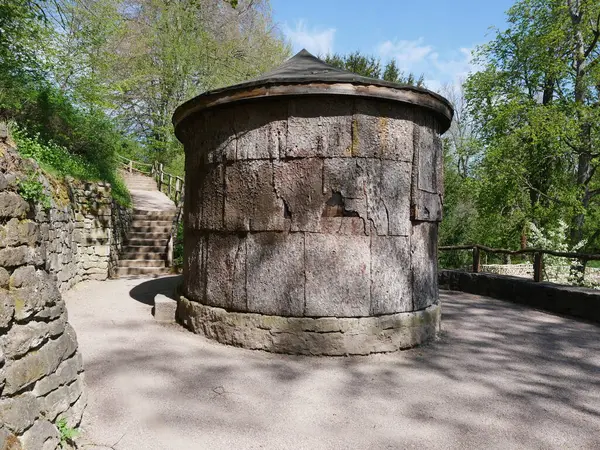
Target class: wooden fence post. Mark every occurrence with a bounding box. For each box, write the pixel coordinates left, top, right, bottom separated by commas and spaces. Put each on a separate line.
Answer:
158, 164, 164, 191
472, 246, 480, 273
128, 160, 133, 173
175, 178, 181, 205
534, 252, 543, 282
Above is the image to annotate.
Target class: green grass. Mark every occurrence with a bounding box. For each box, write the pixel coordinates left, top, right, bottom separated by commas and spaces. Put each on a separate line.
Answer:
13, 127, 130, 206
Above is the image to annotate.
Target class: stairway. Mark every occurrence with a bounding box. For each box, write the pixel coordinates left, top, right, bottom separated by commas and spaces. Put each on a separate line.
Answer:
115, 171, 177, 277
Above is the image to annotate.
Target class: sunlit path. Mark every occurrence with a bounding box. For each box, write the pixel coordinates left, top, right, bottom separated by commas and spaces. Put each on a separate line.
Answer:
65, 278, 600, 450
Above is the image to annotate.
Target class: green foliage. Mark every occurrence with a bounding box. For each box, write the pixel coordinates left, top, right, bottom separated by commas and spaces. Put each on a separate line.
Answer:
18, 170, 50, 209
461, 0, 600, 256
324, 52, 424, 86
14, 128, 131, 206
56, 418, 79, 448
61, 0, 290, 167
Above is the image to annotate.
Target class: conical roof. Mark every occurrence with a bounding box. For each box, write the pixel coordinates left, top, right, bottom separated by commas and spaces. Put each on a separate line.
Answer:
173, 49, 453, 134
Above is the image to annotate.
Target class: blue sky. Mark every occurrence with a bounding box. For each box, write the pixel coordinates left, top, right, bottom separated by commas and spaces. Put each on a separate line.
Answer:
271, 0, 515, 91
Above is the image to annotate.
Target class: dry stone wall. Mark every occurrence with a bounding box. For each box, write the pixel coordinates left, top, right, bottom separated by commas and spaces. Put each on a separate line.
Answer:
45, 179, 115, 292
0, 143, 87, 449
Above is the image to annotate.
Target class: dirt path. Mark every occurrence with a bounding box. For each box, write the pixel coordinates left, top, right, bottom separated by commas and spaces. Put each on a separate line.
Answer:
64, 277, 600, 449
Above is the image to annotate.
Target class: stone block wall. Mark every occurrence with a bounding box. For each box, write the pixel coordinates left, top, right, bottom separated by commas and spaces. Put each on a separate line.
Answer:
0, 143, 86, 449
109, 202, 132, 278
181, 98, 444, 318
439, 269, 600, 323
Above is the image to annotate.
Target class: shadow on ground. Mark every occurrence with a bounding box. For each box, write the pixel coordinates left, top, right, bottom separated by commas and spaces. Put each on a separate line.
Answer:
66, 281, 600, 449
128, 275, 182, 305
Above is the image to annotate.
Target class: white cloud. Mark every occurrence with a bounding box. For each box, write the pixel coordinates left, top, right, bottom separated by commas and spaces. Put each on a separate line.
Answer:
282, 20, 336, 56
376, 39, 479, 93
377, 38, 433, 65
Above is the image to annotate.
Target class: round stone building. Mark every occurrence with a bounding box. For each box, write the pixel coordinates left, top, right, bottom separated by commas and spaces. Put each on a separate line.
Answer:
173, 50, 453, 356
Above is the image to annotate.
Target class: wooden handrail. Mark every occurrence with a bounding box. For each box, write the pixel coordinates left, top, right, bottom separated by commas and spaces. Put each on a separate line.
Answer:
439, 244, 600, 261
439, 243, 600, 283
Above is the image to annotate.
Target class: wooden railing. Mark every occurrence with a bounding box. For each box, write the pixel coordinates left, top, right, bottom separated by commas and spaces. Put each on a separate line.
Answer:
116, 153, 154, 175
152, 162, 184, 207
439, 244, 600, 283
116, 155, 184, 207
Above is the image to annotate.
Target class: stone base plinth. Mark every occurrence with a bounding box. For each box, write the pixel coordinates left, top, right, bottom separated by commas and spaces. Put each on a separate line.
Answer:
177, 297, 440, 356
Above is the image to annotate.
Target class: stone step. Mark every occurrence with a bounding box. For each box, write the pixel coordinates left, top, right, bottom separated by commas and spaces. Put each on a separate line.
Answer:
132, 211, 176, 221
127, 231, 171, 240
113, 266, 172, 277
154, 294, 177, 323
129, 225, 172, 233
121, 245, 167, 254
120, 250, 167, 260
119, 259, 165, 268
130, 220, 172, 228
126, 237, 169, 246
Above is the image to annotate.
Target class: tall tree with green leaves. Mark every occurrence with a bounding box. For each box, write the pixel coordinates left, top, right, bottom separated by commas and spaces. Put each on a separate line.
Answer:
58, 0, 289, 170
465, 0, 600, 253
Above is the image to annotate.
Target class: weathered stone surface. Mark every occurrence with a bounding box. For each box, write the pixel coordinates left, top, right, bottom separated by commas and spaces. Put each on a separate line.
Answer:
0, 192, 29, 219
304, 234, 370, 317
0, 267, 9, 288
323, 158, 369, 220
317, 217, 366, 235
0, 219, 40, 248
274, 159, 328, 232
323, 159, 411, 236
1, 320, 52, 358
200, 107, 236, 163
199, 163, 225, 230
41, 377, 84, 421
351, 99, 414, 161
286, 97, 353, 158
0, 289, 14, 328
57, 387, 87, 428
371, 235, 412, 314
3, 324, 78, 395
154, 294, 177, 323
411, 222, 438, 309
204, 234, 246, 311
0, 393, 39, 434
181, 89, 444, 353
411, 191, 443, 222
0, 426, 22, 450
183, 231, 207, 302
179, 296, 440, 355
0, 246, 38, 268
11, 269, 60, 321
20, 420, 59, 450
33, 353, 83, 396
224, 161, 287, 231
411, 115, 443, 222
247, 232, 305, 316
235, 101, 287, 160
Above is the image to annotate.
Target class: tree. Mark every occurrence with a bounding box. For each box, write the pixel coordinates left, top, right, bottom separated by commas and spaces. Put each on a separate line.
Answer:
62, 0, 290, 169
465, 0, 600, 255
323, 52, 425, 86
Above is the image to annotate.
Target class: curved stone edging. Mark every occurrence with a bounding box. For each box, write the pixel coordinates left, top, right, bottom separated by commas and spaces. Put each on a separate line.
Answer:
177, 297, 441, 356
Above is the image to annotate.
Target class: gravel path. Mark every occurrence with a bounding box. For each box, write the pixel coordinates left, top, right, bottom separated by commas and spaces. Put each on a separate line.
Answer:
64, 277, 600, 449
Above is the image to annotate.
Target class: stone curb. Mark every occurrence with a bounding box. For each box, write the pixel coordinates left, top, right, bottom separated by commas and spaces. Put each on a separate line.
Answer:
177, 297, 441, 356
